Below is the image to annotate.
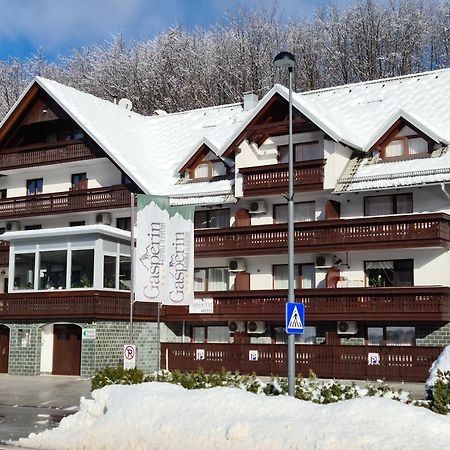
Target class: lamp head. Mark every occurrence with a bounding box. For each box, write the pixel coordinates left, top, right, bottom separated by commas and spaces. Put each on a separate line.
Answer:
273, 51, 296, 69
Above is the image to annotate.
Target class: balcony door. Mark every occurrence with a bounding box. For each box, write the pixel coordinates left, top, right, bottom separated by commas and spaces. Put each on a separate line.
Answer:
0, 326, 9, 373
52, 324, 81, 375
235, 208, 251, 227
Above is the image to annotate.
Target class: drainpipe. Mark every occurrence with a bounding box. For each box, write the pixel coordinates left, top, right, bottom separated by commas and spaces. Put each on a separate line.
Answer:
440, 183, 450, 201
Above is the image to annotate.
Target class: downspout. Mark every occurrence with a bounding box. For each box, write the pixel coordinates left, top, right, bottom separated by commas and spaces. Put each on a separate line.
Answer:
440, 183, 450, 201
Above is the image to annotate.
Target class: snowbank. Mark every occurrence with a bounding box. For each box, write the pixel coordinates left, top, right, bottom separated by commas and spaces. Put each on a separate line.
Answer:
426, 346, 450, 387
18, 383, 450, 450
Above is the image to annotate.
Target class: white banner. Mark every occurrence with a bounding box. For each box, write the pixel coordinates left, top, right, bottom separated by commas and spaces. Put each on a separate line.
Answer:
135, 195, 194, 305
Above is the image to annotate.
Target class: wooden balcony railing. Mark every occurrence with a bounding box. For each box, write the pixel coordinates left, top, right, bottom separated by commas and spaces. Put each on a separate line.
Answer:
161, 342, 441, 382
0, 290, 157, 320
0, 185, 131, 219
195, 213, 450, 256
162, 286, 450, 322
0, 242, 9, 266
0, 141, 101, 171
240, 160, 325, 196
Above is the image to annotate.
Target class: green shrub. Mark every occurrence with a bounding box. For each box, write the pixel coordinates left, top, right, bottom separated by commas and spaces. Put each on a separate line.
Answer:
91, 366, 145, 391
429, 370, 450, 415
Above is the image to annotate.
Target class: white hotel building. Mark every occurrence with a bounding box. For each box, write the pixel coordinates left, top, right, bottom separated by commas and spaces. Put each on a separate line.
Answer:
0, 69, 450, 381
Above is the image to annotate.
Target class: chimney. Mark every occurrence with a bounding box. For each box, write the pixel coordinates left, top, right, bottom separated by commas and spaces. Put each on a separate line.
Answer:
243, 91, 258, 111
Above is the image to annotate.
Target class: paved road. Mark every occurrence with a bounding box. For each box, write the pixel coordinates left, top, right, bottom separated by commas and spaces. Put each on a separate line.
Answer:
0, 375, 91, 445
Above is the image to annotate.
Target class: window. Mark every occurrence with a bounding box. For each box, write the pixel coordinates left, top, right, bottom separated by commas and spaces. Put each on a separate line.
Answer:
381, 126, 430, 159
71, 249, 94, 288
273, 202, 315, 223
275, 326, 317, 344
191, 154, 227, 180
207, 326, 230, 343
194, 268, 229, 291
194, 209, 230, 229
364, 194, 412, 216
27, 178, 43, 195
70, 221, 85, 227
0, 189, 7, 199
116, 217, 131, 231
278, 141, 322, 163
13, 253, 35, 290
365, 259, 413, 287
119, 255, 131, 290
25, 225, 42, 230
386, 326, 415, 346
121, 173, 133, 185
273, 264, 316, 289
104, 255, 117, 288
367, 327, 384, 346
73, 130, 84, 140
39, 251, 67, 290
71, 173, 87, 189
192, 326, 206, 343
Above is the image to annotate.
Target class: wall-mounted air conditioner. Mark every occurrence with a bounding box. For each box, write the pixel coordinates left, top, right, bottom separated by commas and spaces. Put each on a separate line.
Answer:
315, 254, 335, 268
96, 213, 112, 225
228, 321, 245, 333
247, 321, 266, 334
6, 221, 20, 231
228, 258, 246, 272
337, 321, 358, 335
248, 200, 267, 214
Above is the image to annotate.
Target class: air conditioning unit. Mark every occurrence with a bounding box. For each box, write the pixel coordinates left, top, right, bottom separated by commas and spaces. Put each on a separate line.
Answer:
248, 200, 267, 214
337, 321, 358, 335
96, 213, 112, 225
6, 221, 20, 231
228, 321, 245, 333
247, 321, 266, 334
315, 254, 334, 268
228, 258, 246, 272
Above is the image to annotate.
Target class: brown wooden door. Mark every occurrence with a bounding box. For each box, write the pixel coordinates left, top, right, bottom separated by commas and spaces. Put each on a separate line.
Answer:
52, 324, 81, 375
0, 326, 9, 373
235, 208, 251, 227
234, 271, 250, 290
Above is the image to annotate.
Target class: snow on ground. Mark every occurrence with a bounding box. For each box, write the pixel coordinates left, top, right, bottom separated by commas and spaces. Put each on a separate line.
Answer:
427, 345, 450, 387
17, 383, 450, 450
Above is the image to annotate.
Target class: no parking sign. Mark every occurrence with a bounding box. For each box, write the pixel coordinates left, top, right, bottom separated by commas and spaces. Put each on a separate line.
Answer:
123, 344, 136, 369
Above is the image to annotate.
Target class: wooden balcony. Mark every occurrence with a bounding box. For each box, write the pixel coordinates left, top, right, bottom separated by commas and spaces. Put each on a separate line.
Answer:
0, 140, 102, 171
0, 290, 157, 320
0, 185, 131, 219
161, 342, 441, 382
163, 287, 450, 322
195, 213, 450, 256
239, 160, 325, 197
0, 242, 9, 266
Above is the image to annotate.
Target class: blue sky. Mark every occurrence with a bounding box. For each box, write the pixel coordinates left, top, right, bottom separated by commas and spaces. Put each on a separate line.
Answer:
0, 0, 351, 61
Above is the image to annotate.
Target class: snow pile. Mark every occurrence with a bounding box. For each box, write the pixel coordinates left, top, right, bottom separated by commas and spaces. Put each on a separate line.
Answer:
427, 346, 450, 387
18, 382, 450, 450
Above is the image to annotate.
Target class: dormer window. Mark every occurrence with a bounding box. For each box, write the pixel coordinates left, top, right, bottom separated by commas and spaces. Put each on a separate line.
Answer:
190, 152, 227, 181
381, 126, 431, 159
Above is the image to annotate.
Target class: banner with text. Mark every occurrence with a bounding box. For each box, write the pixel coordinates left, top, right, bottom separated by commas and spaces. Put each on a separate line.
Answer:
135, 195, 194, 305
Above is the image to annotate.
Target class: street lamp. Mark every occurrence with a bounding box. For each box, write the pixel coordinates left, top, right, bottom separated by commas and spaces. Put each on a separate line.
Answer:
273, 51, 296, 397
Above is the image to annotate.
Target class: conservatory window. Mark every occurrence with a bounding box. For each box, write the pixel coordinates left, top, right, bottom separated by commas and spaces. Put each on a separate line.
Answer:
13, 253, 35, 290
104, 255, 117, 289
39, 251, 67, 290
71, 250, 94, 288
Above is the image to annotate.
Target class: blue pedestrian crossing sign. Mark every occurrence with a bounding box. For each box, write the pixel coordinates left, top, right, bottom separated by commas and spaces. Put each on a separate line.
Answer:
286, 302, 305, 334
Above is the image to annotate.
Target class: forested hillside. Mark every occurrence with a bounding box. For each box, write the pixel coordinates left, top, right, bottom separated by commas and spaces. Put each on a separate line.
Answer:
1, 0, 449, 117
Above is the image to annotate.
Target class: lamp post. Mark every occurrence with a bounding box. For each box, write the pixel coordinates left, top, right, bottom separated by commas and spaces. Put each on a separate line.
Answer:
273, 51, 296, 397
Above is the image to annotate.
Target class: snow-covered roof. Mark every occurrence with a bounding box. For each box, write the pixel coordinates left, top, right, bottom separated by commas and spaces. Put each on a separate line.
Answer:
8, 77, 252, 196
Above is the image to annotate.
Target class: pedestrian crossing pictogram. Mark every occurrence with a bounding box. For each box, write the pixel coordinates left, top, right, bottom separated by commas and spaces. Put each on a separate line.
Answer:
286, 303, 305, 334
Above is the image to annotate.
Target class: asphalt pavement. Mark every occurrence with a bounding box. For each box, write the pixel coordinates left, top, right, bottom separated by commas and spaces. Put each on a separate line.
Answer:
0, 375, 91, 445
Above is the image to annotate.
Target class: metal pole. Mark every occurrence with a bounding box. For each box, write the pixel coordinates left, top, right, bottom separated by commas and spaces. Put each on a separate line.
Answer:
287, 67, 296, 397
157, 302, 161, 371
129, 192, 135, 344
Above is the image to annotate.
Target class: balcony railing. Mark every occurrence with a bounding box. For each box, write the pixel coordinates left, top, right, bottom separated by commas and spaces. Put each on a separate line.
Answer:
195, 213, 450, 256
0, 185, 131, 219
239, 160, 325, 197
161, 342, 441, 382
0, 141, 101, 171
0, 290, 157, 320
162, 287, 450, 322
0, 242, 9, 265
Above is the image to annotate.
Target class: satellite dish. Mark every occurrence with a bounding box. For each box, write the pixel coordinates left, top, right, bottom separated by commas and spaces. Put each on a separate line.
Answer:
118, 98, 133, 111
